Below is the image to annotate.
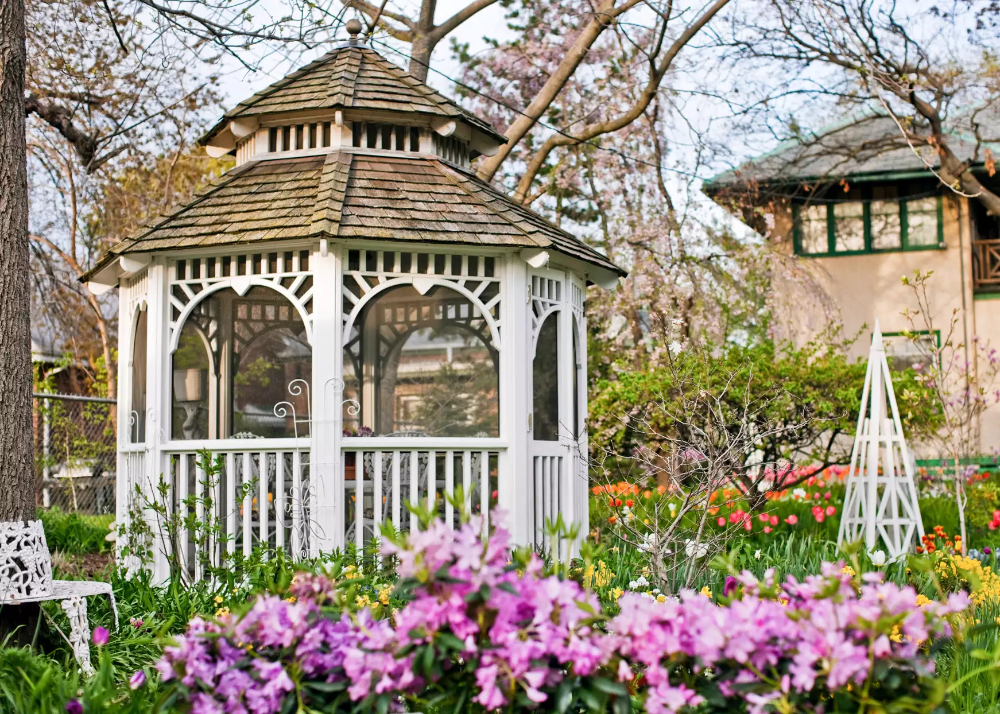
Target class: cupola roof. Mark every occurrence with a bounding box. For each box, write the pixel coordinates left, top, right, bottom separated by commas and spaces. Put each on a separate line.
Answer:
203, 42, 506, 156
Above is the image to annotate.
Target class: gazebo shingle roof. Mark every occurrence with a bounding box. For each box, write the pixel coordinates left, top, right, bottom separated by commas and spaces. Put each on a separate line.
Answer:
202, 45, 505, 145
96, 153, 622, 276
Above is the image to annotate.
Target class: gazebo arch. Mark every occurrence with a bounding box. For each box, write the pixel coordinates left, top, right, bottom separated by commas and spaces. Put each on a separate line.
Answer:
169, 277, 315, 353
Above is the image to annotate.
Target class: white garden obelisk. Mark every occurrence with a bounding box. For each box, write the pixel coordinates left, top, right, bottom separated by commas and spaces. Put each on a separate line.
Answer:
837, 321, 924, 561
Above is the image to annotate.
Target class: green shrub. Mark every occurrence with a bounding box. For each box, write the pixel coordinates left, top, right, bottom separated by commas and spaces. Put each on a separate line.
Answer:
37, 509, 113, 555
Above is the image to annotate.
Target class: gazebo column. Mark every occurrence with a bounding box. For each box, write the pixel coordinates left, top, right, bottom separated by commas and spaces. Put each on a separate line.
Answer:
146, 257, 171, 581
498, 255, 531, 545
309, 241, 344, 554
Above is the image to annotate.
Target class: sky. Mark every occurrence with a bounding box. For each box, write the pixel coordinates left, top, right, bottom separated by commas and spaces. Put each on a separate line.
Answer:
214, 1, 516, 115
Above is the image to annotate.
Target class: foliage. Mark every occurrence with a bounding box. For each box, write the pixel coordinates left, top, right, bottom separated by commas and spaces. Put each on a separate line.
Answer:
590, 337, 938, 507
37, 509, 113, 555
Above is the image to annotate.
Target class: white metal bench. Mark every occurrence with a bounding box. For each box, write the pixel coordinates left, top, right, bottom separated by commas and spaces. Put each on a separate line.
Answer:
0, 520, 118, 675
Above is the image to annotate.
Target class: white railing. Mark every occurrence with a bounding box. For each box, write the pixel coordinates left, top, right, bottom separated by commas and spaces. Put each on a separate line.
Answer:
531, 454, 565, 550
159, 439, 311, 580
340, 437, 504, 550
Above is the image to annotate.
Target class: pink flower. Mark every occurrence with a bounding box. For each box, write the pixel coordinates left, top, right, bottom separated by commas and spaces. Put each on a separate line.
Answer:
764, 526, 772, 534
65, 701, 82, 714
92, 626, 109, 647
717, 517, 725, 527
824, 491, 831, 500
130, 670, 147, 690
769, 515, 779, 526
786, 515, 798, 525
826, 506, 836, 516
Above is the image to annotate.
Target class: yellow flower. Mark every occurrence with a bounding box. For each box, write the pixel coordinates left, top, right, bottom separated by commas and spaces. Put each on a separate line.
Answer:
584, 561, 614, 588
356, 594, 371, 608
915, 594, 932, 607
700, 586, 712, 598
378, 587, 392, 606
214, 606, 230, 618
285, 596, 296, 604
656, 594, 666, 603
841, 566, 856, 577
612, 588, 624, 601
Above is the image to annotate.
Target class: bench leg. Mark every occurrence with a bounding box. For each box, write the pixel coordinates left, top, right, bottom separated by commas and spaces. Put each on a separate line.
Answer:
61, 597, 94, 676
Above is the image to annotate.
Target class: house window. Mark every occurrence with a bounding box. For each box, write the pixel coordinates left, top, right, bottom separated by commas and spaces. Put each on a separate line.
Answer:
870, 186, 901, 250
833, 192, 865, 252
798, 205, 828, 255
905, 197, 940, 247
882, 331, 939, 372
793, 190, 943, 257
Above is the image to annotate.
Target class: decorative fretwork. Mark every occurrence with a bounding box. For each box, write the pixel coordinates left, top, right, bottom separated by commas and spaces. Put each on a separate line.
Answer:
122, 271, 148, 317
530, 274, 562, 346
341, 248, 502, 347
168, 251, 314, 349
973, 239, 1000, 293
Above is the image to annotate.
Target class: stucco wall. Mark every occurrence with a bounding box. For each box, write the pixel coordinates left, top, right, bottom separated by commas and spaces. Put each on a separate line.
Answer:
766, 196, 1000, 456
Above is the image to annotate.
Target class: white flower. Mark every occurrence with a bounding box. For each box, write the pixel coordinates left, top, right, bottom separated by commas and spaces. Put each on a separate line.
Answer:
668, 341, 683, 354
754, 549, 762, 560
792, 488, 807, 500
684, 539, 709, 559
638, 532, 658, 553
629, 575, 650, 590
870, 550, 886, 567
757, 480, 774, 493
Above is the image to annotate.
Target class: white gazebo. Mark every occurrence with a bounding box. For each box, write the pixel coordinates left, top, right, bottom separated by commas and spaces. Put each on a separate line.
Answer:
84, 27, 623, 580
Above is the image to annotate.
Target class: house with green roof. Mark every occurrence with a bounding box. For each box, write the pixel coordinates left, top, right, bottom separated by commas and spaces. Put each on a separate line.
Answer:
704, 109, 1000, 453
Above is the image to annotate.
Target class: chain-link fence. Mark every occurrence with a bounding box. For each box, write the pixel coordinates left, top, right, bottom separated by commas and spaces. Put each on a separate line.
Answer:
34, 393, 117, 515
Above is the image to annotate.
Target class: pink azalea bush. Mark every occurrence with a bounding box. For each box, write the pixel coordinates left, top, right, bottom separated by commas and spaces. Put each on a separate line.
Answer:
157, 518, 968, 713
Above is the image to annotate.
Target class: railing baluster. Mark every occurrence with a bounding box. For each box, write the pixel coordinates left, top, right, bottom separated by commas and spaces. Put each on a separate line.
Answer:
355, 450, 364, 552
226, 453, 236, 557
259, 450, 269, 558
275, 453, 285, 552
391, 451, 401, 531
195, 455, 205, 581
409, 450, 418, 532
480, 450, 489, 531
178, 453, 189, 578
292, 450, 302, 559
462, 451, 472, 515
242, 452, 252, 558
427, 451, 436, 511
209, 452, 219, 570
374, 450, 383, 534
445, 451, 454, 529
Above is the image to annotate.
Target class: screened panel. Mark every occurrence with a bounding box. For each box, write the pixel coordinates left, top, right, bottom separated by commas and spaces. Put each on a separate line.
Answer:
171, 287, 311, 440
130, 308, 148, 443
532, 313, 559, 442
343, 285, 499, 437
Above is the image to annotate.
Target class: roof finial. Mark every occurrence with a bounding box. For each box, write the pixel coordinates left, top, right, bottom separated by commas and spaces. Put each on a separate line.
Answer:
346, 18, 362, 40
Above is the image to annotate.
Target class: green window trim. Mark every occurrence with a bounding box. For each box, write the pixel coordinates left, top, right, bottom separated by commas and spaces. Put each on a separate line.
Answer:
792, 195, 945, 257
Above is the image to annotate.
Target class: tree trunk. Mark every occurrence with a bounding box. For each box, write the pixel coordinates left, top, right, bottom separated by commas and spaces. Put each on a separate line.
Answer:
0, 0, 33, 524
408, 35, 433, 83
0, 0, 40, 648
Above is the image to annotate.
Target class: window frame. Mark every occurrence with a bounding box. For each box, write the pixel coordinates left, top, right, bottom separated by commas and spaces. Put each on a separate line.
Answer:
792, 192, 944, 257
